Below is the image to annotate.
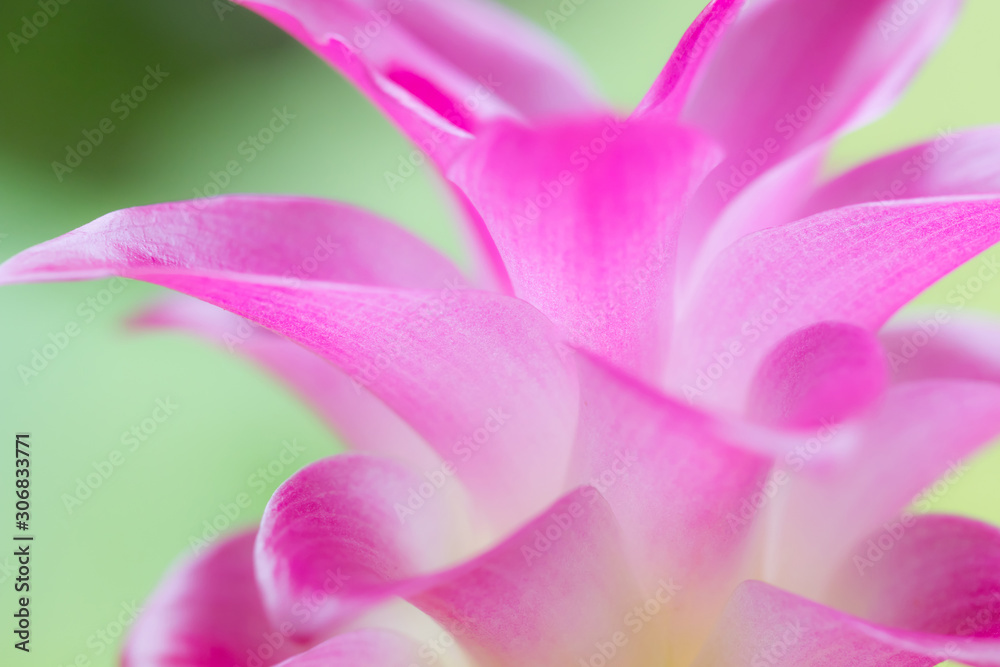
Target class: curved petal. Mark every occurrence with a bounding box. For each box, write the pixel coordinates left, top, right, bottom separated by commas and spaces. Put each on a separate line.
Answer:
448, 114, 720, 378
694, 575, 1000, 667
801, 126, 1000, 216
131, 296, 438, 472
567, 351, 772, 663
254, 455, 465, 639
671, 197, 1000, 411
408, 487, 647, 667
122, 531, 303, 667
747, 322, 888, 428
0, 198, 580, 533
234, 0, 602, 150
634, 0, 744, 119
766, 379, 1000, 598
275, 629, 425, 667
677, 0, 963, 256
882, 311, 1000, 384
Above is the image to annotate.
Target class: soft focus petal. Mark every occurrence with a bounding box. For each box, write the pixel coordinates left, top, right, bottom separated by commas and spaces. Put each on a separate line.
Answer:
678, 0, 962, 255
694, 576, 1000, 667
634, 0, 744, 119
275, 629, 424, 667
0, 199, 579, 533
123, 531, 302, 667
672, 197, 1000, 411
747, 322, 888, 428
254, 455, 463, 639
235, 0, 602, 148
801, 126, 1000, 216
449, 114, 720, 378
767, 380, 1000, 598
567, 351, 771, 663
132, 296, 438, 472
882, 311, 1000, 384
409, 487, 647, 667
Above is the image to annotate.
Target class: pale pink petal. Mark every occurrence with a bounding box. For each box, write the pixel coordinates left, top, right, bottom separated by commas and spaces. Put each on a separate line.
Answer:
0, 199, 579, 533
747, 322, 888, 428
567, 351, 771, 663
767, 380, 1000, 598
234, 0, 601, 148
882, 311, 1000, 384
678, 0, 962, 249
275, 630, 424, 667
254, 455, 462, 639
801, 126, 1000, 216
132, 296, 439, 472
122, 531, 303, 667
448, 114, 720, 378
408, 487, 646, 667
694, 575, 1000, 667
634, 0, 744, 119
671, 197, 1000, 411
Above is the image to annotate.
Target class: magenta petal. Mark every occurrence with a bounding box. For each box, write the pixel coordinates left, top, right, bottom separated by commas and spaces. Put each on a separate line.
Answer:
672, 197, 1000, 410
254, 455, 460, 639
0, 198, 579, 532
681, 0, 962, 217
449, 114, 720, 378
882, 312, 1000, 384
768, 379, 1000, 598
567, 352, 771, 662
235, 0, 601, 144
274, 630, 423, 666
695, 574, 1000, 667
409, 487, 644, 667
747, 322, 888, 428
122, 531, 302, 667
634, 0, 744, 119
801, 126, 1000, 216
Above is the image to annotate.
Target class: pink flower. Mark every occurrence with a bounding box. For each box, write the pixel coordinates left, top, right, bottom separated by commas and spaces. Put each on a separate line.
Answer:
4, 0, 1000, 664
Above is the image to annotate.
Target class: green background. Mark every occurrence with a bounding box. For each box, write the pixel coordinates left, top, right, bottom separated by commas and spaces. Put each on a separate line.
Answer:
0, 0, 998, 665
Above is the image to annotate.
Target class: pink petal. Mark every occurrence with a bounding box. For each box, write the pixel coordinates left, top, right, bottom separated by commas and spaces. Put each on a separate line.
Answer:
408, 487, 646, 667
257, 459, 644, 666
275, 630, 424, 667
234, 0, 602, 150
801, 126, 1000, 216
448, 114, 720, 378
254, 455, 461, 639
633, 0, 744, 119
766, 379, 1000, 599
747, 322, 888, 428
0, 197, 579, 533
671, 197, 1000, 411
132, 296, 439, 472
122, 531, 303, 667
678, 0, 962, 249
695, 574, 1000, 667
882, 312, 1000, 384
567, 351, 771, 663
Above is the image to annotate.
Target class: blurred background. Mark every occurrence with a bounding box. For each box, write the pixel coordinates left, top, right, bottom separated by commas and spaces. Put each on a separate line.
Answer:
0, 0, 999, 665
